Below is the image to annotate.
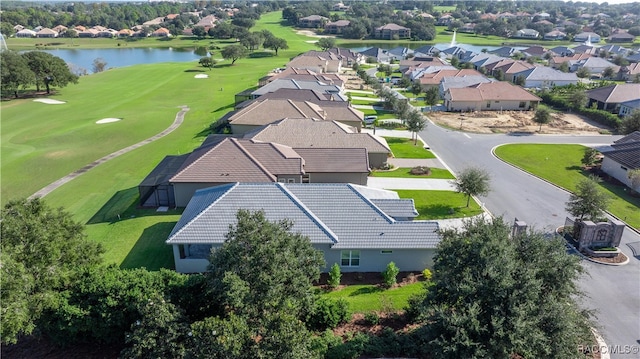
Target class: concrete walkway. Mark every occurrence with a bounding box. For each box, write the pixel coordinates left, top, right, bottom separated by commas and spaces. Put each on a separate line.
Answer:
29, 106, 190, 199
367, 177, 456, 191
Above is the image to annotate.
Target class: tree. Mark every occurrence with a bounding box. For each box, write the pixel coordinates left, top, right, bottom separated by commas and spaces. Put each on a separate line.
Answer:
576, 66, 590, 78
406, 109, 427, 145
568, 89, 587, 109
581, 147, 600, 167
22, 51, 78, 93
412, 218, 592, 359
566, 175, 610, 221
221, 44, 248, 65
0, 50, 34, 98
533, 107, 552, 131
192, 26, 207, 38
602, 66, 615, 79
423, 86, 440, 107
328, 263, 341, 289
240, 32, 264, 51
619, 111, 640, 135
450, 56, 459, 68
198, 56, 216, 70
558, 61, 570, 73
382, 262, 400, 288
316, 37, 336, 51
92, 57, 107, 73
494, 68, 504, 81
410, 82, 422, 96
452, 167, 491, 207
628, 169, 640, 191
0, 198, 103, 344
263, 36, 288, 55
514, 75, 526, 86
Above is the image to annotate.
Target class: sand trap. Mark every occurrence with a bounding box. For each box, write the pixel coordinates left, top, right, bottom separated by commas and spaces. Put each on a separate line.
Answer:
194, 74, 209, 79
33, 99, 66, 105
96, 118, 122, 124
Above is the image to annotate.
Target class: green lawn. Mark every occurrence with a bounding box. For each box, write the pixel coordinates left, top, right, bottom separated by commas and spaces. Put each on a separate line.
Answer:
346, 91, 378, 99
396, 190, 483, 220
385, 137, 436, 159
321, 282, 424, 313
1, 12, 318, 269
350, 99, 383, 106
359, 108, 396, 120
494, 144, 640, 230
371, 167, 455, 179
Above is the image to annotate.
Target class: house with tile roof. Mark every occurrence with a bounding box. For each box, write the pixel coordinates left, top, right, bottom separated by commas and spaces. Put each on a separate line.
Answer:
574, 32, 601, 43
249, 79, 344, 101
570, 57, 618, 74
139, 137, 370, 207
439, 76, 494, 96
260, 69, 345, 88
443, 82, 541, 112
488, 60, 536, 82
513, 28, 539, 39
544, 30, 567, 40
512, 66, 579, 88
586, 84, 640, 112
16, 29, 36, 38
244, 118, 391, 168
417, 69, 485, 90
223, 98, 363, 134
36, 28, 58, 38
374, 23, 411, 40
608, 32, 635, 43
286, 54, 342, 73
618, 63, 640, 82
600, 132, 640, 191
299, 15, 329, 28
618, 99, 640, 117
399, 56, 448, 73
166, 182, 441, 273
324, 20, 350, 34
359, 47, 392, 63
237, 88, 346, 109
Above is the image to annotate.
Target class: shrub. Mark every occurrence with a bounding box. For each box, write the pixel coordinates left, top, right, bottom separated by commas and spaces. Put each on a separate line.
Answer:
306, 298, 350, 331
410, 166, 432, 176
422, 268, 433, 282
328, 263, 341, 289
363, 312, 380, 326
382, 262, 400, 288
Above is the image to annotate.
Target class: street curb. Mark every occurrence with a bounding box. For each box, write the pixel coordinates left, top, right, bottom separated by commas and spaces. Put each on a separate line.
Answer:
490, 143, 640, 237
592, 328, 611, 359
555, 227, 630, 266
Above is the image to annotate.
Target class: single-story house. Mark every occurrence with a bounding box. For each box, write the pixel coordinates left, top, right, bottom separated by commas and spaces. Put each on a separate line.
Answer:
167, 182, 441, 273
586, 84, 640, 112
286, 54, 342, 73
619, 99, 640, 117
570, 57, 618, 74
388, 46, 414, 61
139, 137, 370, 207
260, 69, 344, 88
618, 63, 640, 82
151, 27, 171, 37
574, 32, 601, 43
244, 118, 391, 168
298, 15, 328, 28
443, 82, 541, 112
417, 69, 484, 90
439, 76, 494, 96
324, 20, 350, 34
489, 60, 536, 82
512, 66, 579, 88
600, 132, 640, 191
489, 46, 519, 58
549, 53, 591, 69
412, 45, 438, 57
572, 44, 598, 55
36, 28, 58, 38
374, 23, 411, 40
513, 28, 539, 39
223, 98, 362, 135
608, 32, 635, 43
16, 29, 37, 38
247, 79, 344, 102
237, 88, 346, 110
399, 56, 448, 73
359, 47, 392, 63
544, 30, 567, 40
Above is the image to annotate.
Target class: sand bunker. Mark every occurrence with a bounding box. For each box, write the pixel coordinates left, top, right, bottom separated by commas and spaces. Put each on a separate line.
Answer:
194, 74, 209, 79
96, 118, 122, 124
34, 99, 66, 105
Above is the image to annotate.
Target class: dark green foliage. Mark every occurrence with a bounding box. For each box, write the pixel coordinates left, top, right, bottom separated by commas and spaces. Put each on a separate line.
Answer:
581, 148, 600, 167
306, 298, 350, 331
0, 198, 103, 344
533, 107, 552, 131
382, 262, 399, 288
263, 36, 289, 55
22, 51, 79, 93
566, 175, 611, 220
0, 51, 33, 98
221, 44, 248, 65
619, 111, 640, 135
424, 86, 440, 107
316, 38, 336, 51
363, 312, 380, 326
198, 56, 215, 70
538, 88, 620, 129
411, 218, 592, 359
328, 263, 341, 289
189, 314, 253, 359
453, 167, 491, 207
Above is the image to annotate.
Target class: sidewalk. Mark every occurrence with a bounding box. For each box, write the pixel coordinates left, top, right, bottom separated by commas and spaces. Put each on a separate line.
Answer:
367, 177, 456, 191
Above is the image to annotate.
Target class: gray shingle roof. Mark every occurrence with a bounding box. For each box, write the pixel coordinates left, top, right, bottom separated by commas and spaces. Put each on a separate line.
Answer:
586, 84, 640, 104
514, 66, 579, 81
167, 183, 441, 249
252, 79, 341, 97
370, 199, 418, 218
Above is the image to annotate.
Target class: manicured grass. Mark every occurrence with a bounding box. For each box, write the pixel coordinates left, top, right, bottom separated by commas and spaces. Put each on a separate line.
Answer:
321, 282, 424, 313
371, 167, 455, 179
2, 12, 318, 269
434, 5, 457, 12
346, 91, 378, 99
385, 137, 436, 159
350, 99, 382, 106
396, 190, 484, 220
359, 108, 396, 120
494, 144, 640, 230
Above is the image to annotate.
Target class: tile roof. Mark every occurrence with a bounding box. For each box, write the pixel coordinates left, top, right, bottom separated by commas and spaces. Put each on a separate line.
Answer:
586, 84, 640, 104
514, 66, 579, 81
447, 82, 542, 102
418, 69, 483, 85
167, 183, 441, 249
252, 79, 341, 97
245, 118, 391, 154
370, 199, 418, 218
376, 23, 409, 30
294, 148, 369, 172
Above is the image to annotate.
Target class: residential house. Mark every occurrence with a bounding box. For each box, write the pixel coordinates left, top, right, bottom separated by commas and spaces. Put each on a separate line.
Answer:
78, 29, 99, 38
599, 44, 629, 57
488, 59, 536, 81
618, 63, 640, 82
359, 47, 392, 63
512, 66, 579, 88
374, 23, 411, 40
299, 15, 328, 28
573, 44, 598, 55
52, 25, 68, 35
260, 68, 344, 88
143, 16, 165, 26
549, 46, 575, 57
627, 53, 640, 63
244, 118, 391, 168
300, 49, 361, 67
118, 29, 134, 37
443, 82, 541, 111
489, 46, 519, 58
167, 182, 441, 273
324, 20, 350, 34
513, 28, 539, 39
139, 137, 370, 208
237, 88, 347, 110
439, 76, 494, 96
196, 15, 218, 27
15, 29, 36, 38
286, 54, 342, 73
544, 30, 567, 40
413, 45, 438, 57
600, 132, 640, 191
574, 32, 601, 43
36, 28, 58, 38
417, 68, 484, 90
246, 79, 344, 102
521, 46, 547, 58
608, 32, 635, 43
586, 84, 640, 112
97, 29, 118, 38
399, 56, 447, 73
619, 99, 640, 117
13, 25, 24, 32
436, 15, 453, 26
388, 47, 414, 61
332, 2, 350, 11
459, 23, 476, 33
223, 98, 362, 134
549, 53, 591, 69
570, 57, 618, 75
151, 28, 171, 37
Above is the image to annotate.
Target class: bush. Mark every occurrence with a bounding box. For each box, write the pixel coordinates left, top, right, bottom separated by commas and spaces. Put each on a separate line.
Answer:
328, 263, 341, 289
382, 262, 400, 288
363, 312, 380, 326
422, 268, 432, 282
306, 298, 350, 331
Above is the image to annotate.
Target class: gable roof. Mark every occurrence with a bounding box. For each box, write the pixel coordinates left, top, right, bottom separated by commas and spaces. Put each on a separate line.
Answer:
447, 82, 542, 102
514, 66, 579, 82
245, 118, 391, 154
239, 88, 342, 108
170, 138, 304, 183
376, 23, 409, 31
167, 183, 441, 249
586, 84, 640, 104
602, 131, 640, 170
294, 148, 369, 173
252, 79, 342, 98
419, 69, 484, 85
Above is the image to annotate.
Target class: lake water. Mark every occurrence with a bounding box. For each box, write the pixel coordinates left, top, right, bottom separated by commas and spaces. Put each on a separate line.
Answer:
38, 47, 208, 73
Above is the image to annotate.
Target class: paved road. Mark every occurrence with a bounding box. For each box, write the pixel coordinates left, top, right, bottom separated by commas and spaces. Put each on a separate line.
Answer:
418, 122, 640, 358
29, 106, 190, 199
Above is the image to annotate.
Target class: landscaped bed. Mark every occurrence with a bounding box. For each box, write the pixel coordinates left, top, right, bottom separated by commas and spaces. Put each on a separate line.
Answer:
370, 167, 455, 179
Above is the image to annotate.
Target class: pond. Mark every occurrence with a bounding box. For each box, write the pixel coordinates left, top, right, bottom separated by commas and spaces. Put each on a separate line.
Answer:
36, 47, 209, 73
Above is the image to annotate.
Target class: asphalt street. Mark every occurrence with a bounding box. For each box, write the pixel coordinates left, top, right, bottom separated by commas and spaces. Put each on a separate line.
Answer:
418, 122, 640, 358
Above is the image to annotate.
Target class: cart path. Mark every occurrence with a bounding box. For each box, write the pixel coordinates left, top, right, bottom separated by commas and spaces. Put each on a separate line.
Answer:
29, 106, 190, 200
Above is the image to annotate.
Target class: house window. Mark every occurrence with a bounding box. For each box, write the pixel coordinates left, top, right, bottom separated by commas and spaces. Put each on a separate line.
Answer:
381, 250, 393, 254
341, 250, 360, 267
519, 101, 526, 108
287, 178, 295, 183
486, 102, 491, 108
278, 178, 286, 183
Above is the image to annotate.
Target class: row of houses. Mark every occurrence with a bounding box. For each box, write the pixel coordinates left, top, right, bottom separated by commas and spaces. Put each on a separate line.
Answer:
15, 24, 172, 38
298, 16, 411, 40
136, 47, 446, 273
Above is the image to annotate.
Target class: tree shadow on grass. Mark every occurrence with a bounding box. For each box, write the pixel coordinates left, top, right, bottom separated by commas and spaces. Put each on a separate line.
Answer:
120, 222, 176, 270
212, 103, 235, 113
249, 51, 274, 58
349, 286, 384, 296
184, 69, 205, 73
214, 63, 234, 68
414, 203, 461, 219
87, 187, 182, 225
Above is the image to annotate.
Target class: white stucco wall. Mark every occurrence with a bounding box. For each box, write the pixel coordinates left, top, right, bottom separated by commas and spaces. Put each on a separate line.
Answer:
602, 157, 638, 190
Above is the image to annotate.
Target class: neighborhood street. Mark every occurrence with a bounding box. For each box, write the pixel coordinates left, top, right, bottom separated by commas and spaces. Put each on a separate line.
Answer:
418, 122, 640, 358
